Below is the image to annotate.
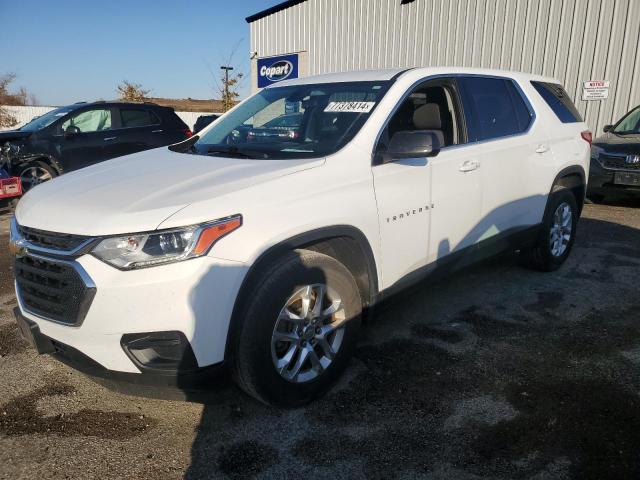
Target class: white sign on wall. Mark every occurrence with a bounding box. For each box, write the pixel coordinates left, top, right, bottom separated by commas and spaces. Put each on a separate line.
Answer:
582, 81, 610, 101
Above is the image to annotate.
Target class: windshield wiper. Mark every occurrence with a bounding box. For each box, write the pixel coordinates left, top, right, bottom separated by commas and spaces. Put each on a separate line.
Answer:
168, 135, 200, 153
206, 146, 266, 159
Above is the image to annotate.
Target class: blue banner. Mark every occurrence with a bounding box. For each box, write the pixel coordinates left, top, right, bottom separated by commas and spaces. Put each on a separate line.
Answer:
257, 54, 299, 88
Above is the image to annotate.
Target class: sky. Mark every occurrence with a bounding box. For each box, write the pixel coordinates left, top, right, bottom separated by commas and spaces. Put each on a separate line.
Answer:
0, 0, 283, 106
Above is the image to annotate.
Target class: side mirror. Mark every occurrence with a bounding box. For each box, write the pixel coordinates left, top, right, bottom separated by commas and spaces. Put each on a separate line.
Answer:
603, 124, 613, 133
378, 130, 442, 164
64, 125, 80, 137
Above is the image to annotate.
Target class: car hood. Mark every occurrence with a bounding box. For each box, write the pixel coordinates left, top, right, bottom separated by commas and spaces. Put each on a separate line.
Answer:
593, 133, 640, 155
16, 147, 324, 236
0, 130, 32, 143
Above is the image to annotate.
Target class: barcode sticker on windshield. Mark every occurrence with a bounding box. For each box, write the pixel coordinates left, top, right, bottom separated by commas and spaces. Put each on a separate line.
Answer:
324, 101, 376, 113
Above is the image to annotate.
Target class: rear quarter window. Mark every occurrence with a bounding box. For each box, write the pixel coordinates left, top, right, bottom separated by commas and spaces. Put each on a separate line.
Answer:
120, 109, 160, 128
531, 81, 582, 123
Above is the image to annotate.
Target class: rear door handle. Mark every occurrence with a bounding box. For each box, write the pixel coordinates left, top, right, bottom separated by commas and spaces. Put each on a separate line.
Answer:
459, 160, 480, 172
104, 137, 117, 141
535, 144, 549, 154
151, 129, 163, 133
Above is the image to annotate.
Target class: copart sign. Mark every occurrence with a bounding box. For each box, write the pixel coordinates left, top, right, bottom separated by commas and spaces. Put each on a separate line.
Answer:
257, 54, 299, 88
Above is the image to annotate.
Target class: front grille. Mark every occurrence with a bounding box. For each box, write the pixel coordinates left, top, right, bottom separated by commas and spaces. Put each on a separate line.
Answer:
15, 255, 95, 325
602, 154, 640, 171
18, 225, 91, 252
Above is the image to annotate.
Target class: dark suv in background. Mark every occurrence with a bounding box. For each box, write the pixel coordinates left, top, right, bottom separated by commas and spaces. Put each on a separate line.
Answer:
0, 101, 192, 191
589, 105, 640, 202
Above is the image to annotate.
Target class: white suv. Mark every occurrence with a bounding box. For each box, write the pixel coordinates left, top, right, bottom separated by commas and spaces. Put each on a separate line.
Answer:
10, 68, 590, 406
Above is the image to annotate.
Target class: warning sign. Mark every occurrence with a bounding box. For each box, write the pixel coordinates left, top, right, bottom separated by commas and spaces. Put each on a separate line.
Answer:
582, 81, 610, 101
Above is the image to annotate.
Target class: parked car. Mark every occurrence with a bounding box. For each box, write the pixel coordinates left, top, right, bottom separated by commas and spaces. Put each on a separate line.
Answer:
11, 68, 590, 406
247, 112, 303, 142
193, 114, 220, 134
588, 105, 640, 201
0, 101, 192, 191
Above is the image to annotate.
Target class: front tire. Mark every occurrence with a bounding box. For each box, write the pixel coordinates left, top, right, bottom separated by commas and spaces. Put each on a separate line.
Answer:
520, 188, 578, 272
19, 160, 57, 192
231, 250, 362, 407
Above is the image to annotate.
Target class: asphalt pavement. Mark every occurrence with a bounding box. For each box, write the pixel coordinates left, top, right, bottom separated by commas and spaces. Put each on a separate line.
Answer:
1, 200, 639, 479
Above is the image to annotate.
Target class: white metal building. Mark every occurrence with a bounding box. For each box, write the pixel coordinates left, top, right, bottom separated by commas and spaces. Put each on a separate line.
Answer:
247, 0, 640, 135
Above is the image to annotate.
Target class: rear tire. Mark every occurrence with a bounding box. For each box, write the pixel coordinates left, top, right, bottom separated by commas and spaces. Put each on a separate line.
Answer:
231, 249, 362, 407
520, 188, 578, 272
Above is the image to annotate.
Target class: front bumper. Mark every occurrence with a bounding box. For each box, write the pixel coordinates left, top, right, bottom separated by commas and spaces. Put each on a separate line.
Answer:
14, 308, 226, 390
15, 251, 248, 377
588, 158, 640, 194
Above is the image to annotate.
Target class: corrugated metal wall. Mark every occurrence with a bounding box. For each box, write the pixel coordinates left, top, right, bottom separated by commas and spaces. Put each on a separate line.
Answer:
250, 0, 640, 135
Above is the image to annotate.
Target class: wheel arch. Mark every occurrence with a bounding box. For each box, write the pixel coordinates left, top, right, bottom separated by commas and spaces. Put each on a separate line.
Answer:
225, 225, 379, 359
14, 154, 63, 175
550, 165, 586, 215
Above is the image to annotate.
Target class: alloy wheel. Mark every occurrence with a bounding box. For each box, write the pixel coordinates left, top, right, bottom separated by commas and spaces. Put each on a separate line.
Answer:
20, 166, 52, 191
549, 201, 572, 257
271, 284, 346, 383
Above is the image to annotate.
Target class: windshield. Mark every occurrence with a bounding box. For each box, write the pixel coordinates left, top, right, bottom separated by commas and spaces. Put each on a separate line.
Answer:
613, 106, 640, 134
19, 106, 75, 132
194, 81, 392, 159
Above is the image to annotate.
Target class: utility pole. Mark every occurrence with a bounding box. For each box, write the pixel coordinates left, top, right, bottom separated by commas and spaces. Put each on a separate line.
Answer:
221, 66, 234, 112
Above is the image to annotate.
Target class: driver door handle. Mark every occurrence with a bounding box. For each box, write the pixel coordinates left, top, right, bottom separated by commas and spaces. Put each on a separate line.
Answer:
104, 137, 117, 141
459, 160, 480, 172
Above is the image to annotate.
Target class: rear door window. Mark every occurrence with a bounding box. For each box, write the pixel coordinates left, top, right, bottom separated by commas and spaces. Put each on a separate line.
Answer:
458, 77, 533, 142
120, 109, 160, 128
531, 81, 582, 123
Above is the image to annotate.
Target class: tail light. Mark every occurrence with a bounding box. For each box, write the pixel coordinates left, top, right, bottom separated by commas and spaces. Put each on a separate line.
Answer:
581, 130, 592, 146
184, 129, 193, 138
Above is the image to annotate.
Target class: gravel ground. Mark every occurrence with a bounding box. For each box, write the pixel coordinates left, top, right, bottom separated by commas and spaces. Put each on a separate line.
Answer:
0, 199, 639, 480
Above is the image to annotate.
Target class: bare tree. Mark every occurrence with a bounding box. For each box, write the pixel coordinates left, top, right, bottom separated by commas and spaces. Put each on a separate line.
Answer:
0, 73, 38, 128
205, 39, 247, 112
219, 69, 243, 112
116, 80, 151, 102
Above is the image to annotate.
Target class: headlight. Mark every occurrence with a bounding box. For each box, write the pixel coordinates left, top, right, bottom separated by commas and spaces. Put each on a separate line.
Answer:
91, 215, 242, 270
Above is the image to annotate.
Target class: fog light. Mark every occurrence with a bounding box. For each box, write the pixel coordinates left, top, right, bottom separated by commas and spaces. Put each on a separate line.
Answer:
121, 331, 198, 372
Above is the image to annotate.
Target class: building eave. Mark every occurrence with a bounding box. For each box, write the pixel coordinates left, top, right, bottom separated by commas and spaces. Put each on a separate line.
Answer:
246, 0, 308, 23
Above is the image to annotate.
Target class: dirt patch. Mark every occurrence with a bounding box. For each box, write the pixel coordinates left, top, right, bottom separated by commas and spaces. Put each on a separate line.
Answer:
0, 383, 156, 439
217, 440, 278, 479
0, 233, 13, 296
0, 321, 27, 356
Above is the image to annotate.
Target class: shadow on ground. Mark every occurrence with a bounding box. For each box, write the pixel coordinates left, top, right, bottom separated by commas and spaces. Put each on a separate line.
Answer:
176, 215, 640, 479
